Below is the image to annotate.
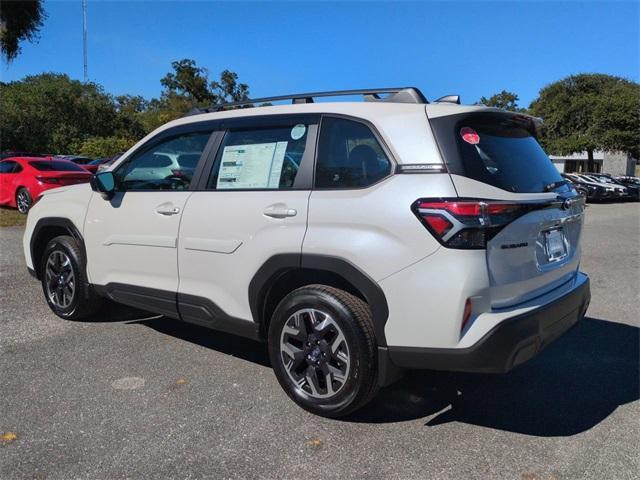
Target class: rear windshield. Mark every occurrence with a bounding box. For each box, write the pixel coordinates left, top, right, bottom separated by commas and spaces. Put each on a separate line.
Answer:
29, 161, 86, 172
430, 112, 568, 194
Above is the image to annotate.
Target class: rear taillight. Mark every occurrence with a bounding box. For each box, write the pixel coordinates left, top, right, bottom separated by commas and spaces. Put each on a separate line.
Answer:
36, 176, 60, 184
412, 198, 539, 249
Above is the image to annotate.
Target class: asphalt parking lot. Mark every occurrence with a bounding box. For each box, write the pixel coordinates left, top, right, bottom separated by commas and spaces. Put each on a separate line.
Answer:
1, 203, 638, 480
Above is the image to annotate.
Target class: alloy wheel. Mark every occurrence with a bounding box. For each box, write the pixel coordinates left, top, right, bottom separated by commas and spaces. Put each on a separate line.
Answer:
16, 189, 31, 213
45, 250, 75, 309
279, 308, 351, 399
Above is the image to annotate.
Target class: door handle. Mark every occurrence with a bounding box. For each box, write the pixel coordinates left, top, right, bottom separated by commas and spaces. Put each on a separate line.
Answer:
155, 204, 181, 216
263, 203, 297, 219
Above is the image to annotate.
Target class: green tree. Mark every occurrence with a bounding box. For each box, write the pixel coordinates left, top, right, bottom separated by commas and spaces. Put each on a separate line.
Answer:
211, 69, 250, 104
478, 90, 526, 112
77, 136, 134, 158
0, 0, 46, 61
113, 94, 147, 139
160, 59, 250, 105
0, 61, 251, 154
530, 74, 640, 165
141, 59, 250, 131
0, 73, 118, 153
139, 93, 197, 132
160, 59, 214, 103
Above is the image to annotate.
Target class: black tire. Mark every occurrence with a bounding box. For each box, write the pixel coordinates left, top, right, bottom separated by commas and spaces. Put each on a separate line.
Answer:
268, 285, 378, 418
40, 235, 104, 320
16, 187, 32, 214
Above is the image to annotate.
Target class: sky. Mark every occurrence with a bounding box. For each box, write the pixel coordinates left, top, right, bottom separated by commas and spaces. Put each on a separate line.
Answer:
2, 1, 638, 108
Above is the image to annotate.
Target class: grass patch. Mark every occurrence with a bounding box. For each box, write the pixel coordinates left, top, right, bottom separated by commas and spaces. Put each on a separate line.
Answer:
0, 207, 27, 227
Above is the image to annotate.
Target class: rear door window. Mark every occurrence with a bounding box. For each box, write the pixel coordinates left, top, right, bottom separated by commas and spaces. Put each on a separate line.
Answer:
207, 124, 312, 190
315, 117, 392, 189
430, 112, 569, 194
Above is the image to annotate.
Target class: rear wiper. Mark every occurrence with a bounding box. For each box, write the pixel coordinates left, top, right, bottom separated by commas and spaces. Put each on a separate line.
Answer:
544, 180, 568, 192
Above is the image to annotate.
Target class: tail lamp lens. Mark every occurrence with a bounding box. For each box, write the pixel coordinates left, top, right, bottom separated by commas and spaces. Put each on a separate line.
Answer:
423, 215, 452, 236
413, 199, 535, 249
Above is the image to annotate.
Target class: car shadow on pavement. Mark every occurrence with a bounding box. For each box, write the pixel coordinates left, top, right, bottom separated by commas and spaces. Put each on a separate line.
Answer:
349, 317, 639, 436
109, 312, 637, 437
131, 316, 272, 368
81, 305, 272, 366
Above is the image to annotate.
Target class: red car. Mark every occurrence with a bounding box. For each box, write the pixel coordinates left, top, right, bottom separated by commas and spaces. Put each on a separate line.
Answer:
0, 157, 92, 213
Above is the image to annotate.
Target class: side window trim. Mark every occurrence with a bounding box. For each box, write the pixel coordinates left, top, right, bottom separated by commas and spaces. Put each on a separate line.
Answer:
314, 114, 397, 190
190, 130, 225, 190
292, 123, 317, 189
199, 114, 320, 191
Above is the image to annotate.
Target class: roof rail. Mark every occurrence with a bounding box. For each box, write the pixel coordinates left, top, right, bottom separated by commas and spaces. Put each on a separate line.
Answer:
185, 87, 428, 116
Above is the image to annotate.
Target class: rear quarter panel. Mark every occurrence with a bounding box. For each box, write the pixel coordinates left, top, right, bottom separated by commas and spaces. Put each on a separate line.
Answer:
303, 174, 456, 281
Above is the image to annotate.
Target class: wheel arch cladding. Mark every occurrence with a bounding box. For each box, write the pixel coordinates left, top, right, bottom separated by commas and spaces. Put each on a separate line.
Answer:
31, 217, 85, 280
249, 254, 390, 346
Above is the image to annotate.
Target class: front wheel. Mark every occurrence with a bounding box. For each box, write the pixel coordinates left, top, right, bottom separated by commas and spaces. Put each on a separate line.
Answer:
16, 188, 32, 214
268, 285, 378, 418
40, 235, 104, 320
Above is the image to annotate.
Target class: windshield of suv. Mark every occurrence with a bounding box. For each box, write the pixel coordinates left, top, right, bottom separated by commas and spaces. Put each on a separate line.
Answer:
430, 112, 569, 194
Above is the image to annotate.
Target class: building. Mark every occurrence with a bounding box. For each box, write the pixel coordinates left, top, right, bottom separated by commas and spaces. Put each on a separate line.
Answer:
549, 150, 637, 176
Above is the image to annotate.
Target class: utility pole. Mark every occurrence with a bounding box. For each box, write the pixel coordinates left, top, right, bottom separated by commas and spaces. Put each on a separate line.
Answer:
82, 0, 88, 82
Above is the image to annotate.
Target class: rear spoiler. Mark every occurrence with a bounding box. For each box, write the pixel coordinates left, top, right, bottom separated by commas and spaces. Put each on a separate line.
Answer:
507, 113, 544, 137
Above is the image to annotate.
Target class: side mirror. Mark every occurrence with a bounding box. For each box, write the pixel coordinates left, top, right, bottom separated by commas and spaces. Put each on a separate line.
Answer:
90, 171, 116, 199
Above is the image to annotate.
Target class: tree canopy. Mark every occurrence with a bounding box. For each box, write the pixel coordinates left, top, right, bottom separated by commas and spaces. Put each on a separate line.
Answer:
142, 59, 251, 131
478, 90, 527, 112
160, 59, 249, 104
0, 0, 46, 61
0, 73, 134, 153
529, 73, 640, 158
0, 59, 251, 156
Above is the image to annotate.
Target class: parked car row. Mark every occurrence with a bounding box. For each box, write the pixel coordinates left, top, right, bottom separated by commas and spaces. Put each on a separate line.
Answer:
561, 172, 640, 202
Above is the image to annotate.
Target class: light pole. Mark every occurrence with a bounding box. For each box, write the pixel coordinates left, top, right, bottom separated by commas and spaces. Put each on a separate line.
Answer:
82, 0, 88, 82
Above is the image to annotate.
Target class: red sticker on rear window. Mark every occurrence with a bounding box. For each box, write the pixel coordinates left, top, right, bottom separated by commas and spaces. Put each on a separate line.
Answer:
460, 127, 480, 145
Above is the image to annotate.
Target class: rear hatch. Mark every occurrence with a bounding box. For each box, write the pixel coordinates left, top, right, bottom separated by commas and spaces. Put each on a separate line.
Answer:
427, 109, 585, 308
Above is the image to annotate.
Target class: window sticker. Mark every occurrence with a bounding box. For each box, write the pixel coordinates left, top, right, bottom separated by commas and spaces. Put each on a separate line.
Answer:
217, 141, 288, 189
460, 127, 480, 145
290, 124, 306, 140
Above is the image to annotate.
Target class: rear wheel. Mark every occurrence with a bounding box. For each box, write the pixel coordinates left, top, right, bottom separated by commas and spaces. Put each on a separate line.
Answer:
40, 235, 104, 320
268, 285, 378, 418
16, 188, 32, 214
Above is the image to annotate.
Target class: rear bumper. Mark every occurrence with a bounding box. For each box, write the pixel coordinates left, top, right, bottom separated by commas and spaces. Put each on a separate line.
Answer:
386, 272, 590, 374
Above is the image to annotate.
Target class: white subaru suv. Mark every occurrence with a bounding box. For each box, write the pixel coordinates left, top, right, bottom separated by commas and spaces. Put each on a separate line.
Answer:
23, 88, 590, 418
